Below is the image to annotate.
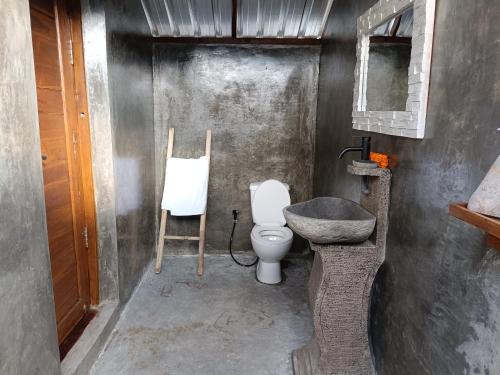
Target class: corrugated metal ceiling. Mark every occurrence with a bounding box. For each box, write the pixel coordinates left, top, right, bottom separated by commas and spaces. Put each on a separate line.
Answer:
141, 0, 334, 39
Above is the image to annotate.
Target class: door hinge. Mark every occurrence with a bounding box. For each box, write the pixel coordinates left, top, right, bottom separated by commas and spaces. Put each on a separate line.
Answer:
69, 39, 74, 65
82, 226, 89, 249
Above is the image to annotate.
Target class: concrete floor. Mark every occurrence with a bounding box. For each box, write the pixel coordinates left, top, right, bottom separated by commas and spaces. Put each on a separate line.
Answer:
91, 255, 313, 375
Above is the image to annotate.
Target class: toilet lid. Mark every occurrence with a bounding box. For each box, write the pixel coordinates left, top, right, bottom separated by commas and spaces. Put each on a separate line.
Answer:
252, 180, 290, 226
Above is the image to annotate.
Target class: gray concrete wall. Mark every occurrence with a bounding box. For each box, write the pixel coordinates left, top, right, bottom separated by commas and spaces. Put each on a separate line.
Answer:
81, 0, 155, 305
81, 0, 120, 302
106, 0, 155, 303
0, 1, 60, 374
366, 43, 411, 111
153, 45, 319, 254
314, 0, 500, 373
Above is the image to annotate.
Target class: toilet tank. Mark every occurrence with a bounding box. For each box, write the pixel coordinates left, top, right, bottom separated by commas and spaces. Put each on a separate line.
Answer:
249, 181, 290, 223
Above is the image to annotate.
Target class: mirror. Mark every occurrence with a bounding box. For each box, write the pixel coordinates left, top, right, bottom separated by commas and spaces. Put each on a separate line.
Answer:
366, 8, 413, 112
352, 0, 436, 138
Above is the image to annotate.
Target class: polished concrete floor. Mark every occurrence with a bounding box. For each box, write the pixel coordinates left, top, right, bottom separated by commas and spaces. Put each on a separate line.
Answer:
91, 255, 312, 375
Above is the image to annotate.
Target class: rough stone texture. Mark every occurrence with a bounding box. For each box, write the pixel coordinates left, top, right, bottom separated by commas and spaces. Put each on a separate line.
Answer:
106, 0, 156, 304
468, 155, 500, 218
293, 168, 391, 375
153, 45, 319, 255
0, 0, 60, 373
91, 256, 313, 375
315, 0, 500, 373
284, 197, 376, 244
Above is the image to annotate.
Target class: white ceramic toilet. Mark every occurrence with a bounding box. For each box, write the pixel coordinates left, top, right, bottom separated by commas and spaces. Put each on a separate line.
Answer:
250, 180, 293, 284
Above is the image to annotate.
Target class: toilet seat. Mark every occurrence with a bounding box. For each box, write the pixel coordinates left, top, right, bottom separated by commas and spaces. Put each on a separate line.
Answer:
251, 225, 293, 246
252, 180, 290, 227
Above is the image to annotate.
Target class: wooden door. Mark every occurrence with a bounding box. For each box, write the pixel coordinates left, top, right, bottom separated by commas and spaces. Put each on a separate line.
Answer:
30, 0, 98, 344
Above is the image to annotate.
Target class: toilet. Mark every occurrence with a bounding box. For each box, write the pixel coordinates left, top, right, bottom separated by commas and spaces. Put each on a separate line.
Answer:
250, 180, 293, 284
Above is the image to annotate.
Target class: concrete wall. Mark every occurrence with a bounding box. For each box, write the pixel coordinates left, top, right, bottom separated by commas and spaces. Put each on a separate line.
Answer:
81, 0, 155, 305
0, 0, 154, 372
153, 45, 319, 254
314, 0, 500, 373
106, 0, 155, 303
366, 43, 411, 111
81, 0, 120, 302
0, 1, 60, 374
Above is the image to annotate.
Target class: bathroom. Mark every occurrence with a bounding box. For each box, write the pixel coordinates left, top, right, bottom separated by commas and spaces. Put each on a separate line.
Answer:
1, 0, 500, 374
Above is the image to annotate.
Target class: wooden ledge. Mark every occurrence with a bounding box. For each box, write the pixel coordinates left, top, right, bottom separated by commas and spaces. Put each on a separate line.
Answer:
153, 37, 321, 45
449, 203, 500, 251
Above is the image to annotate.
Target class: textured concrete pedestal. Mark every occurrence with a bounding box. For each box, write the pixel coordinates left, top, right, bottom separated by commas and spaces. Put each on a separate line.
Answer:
293, 166, 391, 375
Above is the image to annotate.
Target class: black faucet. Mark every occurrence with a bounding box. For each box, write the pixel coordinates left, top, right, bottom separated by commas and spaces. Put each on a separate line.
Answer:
338, 136, 371, 161
339, 136, 373, 194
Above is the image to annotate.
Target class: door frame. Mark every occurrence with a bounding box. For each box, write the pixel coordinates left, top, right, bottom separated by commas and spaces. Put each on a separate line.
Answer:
55, 0, 99, 306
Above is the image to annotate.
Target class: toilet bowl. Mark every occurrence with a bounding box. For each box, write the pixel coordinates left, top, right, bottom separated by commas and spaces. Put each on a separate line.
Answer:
249, 180, 293, 284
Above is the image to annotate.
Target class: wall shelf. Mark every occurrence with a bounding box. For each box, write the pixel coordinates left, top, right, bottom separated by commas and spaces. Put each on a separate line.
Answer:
449, 203, 500, 251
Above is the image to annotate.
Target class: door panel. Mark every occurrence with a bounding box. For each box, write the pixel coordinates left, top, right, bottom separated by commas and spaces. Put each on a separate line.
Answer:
30, 0, 94, 344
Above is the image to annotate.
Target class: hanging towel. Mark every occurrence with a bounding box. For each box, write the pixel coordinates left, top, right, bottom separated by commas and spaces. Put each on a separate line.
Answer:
161, 156, 209, 216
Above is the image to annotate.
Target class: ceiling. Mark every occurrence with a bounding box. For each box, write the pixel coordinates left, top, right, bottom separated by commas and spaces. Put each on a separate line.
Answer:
140, 0, 334, 39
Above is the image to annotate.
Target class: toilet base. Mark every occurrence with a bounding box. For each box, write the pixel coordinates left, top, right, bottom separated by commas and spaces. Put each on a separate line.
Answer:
256, 259, 281, 284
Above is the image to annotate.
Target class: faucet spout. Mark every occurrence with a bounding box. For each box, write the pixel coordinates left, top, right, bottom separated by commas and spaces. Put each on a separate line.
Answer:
338, 136, 371, 160
338, 147, 363, 159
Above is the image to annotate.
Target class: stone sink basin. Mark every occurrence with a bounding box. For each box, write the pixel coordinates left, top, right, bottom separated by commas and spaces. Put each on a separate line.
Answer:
283, 197, 376, 244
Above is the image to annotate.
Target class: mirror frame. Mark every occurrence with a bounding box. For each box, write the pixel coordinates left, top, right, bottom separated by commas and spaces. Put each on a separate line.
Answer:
352, 0, 436, 138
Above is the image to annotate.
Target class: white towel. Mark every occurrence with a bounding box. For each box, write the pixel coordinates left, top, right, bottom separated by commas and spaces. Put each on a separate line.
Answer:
161, 156, 209, 216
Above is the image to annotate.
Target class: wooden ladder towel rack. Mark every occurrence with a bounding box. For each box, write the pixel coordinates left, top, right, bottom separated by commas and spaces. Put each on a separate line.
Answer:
155, 128, 212, 275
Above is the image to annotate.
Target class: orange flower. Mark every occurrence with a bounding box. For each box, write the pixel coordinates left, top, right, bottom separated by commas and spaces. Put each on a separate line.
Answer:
370, 152, 389, 169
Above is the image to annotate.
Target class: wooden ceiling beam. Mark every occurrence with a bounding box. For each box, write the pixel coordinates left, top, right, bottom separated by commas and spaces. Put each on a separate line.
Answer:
389, 15, 402, 37
153, 37, 321, 45
232, 0, 237, 38
369, 36, 411, 45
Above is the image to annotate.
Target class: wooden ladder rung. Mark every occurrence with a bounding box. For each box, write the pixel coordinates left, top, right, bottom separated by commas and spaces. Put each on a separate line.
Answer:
155, 127, 211, 276
164, 235, 200, 241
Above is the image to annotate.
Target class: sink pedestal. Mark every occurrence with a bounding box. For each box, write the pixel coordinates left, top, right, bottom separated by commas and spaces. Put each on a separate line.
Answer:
292, 166, 391, 375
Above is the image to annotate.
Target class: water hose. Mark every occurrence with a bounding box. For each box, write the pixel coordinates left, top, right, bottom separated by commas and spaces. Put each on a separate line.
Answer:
229, 210, 258, 267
